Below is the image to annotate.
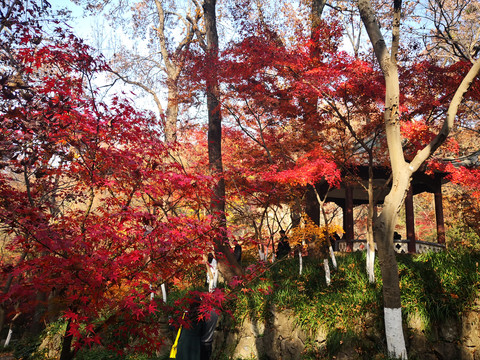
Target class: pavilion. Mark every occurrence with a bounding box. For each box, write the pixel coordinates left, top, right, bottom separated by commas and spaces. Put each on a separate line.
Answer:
306, 165, 448, 254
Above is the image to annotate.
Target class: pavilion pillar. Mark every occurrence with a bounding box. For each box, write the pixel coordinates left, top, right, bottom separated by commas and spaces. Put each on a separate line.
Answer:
434, 176, 446, 244
344, 185, 354, 252
405, 185, 416, 253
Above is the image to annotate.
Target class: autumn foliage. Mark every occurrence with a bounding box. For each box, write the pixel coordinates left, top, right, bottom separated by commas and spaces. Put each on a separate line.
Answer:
0, 2, 218, 355
1, 0, 479, 358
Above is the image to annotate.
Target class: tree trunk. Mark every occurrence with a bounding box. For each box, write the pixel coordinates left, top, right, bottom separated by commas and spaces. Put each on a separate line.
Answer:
165, 81, 179, 143
0, 252, 27, 333
366, 162, 376, 283
374, 174, 411, 359
357, 1, 408, 357
203, 0, 242, 281
59, 319, 74, 360
311, 0, 328, 32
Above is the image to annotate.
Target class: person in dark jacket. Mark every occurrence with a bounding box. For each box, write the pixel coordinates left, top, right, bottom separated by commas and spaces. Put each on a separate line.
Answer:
233, 240, 242, 264
276, 230, 291, 259
176, 298, 204, 360
200, 309, 219, 360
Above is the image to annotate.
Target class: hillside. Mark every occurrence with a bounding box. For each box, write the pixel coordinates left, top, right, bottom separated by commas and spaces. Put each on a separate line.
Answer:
213, 249, 480, 359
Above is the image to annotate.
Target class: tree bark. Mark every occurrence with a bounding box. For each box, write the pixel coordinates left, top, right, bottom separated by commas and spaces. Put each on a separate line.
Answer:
203, 0, 242, 280
59, 319, 73, 360
165, 80, 179, 143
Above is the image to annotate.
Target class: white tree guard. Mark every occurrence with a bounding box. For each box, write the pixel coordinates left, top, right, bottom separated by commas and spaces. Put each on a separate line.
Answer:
161, 283, 167, 303
323, 259, 331, 286
367, 242, 376, 283
329, 245, 337, 269
4, 328, 12, 347
207, 258, 219, 292
298, 250, 303, 275
258, 247, 265, 261
384, 307, 408, 359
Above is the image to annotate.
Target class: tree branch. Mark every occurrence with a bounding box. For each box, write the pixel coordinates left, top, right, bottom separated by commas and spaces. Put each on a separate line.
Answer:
410, 58, 480, 170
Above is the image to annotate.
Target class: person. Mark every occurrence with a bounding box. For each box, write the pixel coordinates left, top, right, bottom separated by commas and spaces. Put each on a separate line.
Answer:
206, 253, 218, 292
332, 233, 340, 251
175, 298, 204, 360
276, 230, 291, 259
233, 240, 242, 264
200, 308, 219, 360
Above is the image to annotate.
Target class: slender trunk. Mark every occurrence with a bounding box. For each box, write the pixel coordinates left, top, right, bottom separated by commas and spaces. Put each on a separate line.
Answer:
269, 239, 274, 262
323, 259, 331, 286
374, 174, 411, 359
328, 245, 337, 269
366, 241, 375, 283
258, 245, 265, 261
298, 248, 303, 275
59, 319, 74, 360
165, 82, 179, 143
0, 252, 27, 332
3, 311, 19, 347
366, 161, 376, 283
3, 328, 12, 347
161, 283, 167, 303
203, 0, 242, 280
322, 207, 337, 270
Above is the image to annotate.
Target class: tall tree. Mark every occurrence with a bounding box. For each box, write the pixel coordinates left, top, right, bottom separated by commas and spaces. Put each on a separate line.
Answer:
356, 0, 480, 358
74, 0, 202, 143
203, 0, 243, 280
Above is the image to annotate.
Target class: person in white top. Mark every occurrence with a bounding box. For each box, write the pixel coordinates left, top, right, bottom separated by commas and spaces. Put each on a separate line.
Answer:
206, 253, 218, 292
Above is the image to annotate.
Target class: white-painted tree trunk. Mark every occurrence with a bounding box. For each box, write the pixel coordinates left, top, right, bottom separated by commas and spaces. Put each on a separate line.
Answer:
3, 328, 12, 347
161, 283, 167, 303
149, 283, 167, 302
366, 242, 375, 283
323, 258, 331, 286
354, 2, 480, 359
298, 250, 303, 275
384, 307, 408, 359
258, 246, 265, 261
328, 245, 337, 270
207, 258, 218, 292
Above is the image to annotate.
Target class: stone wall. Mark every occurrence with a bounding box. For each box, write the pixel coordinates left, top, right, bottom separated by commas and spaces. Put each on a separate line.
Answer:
214, 300, 480, 359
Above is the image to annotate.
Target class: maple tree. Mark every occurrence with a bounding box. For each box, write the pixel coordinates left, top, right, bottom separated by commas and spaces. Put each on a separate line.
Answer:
0, 2, 222, 358
1, 1, 480, 359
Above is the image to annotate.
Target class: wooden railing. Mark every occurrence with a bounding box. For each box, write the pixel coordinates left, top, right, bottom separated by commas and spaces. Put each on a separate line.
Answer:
335, 239, 445, 254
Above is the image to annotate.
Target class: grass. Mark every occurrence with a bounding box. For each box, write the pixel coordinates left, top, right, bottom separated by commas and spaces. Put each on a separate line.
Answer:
226, 247, 480, 358
231, 252, 383, 333
399, 248, 480, 331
